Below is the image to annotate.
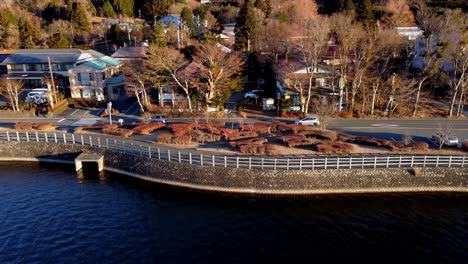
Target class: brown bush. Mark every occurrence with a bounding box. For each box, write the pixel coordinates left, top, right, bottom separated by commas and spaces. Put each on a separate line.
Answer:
15, 122, 56, 131
172, 135, 192, 145
317, 131, 338, 141
411, 141, 430, 151
14, 122, 33, 131
337, 133, 353, 142
225, 131, 258, 141
156, 134, 173, 144
102, 128, 134, 138
462, 142, 468, 152
133, 122, 165, 135
266, 144, 282, 155
35, 123, 56, 131
315, 141, 356, 154
230, 138, 268, 147
281, 135, 315, 147
315, 142, 334, 153
170, 124, 193, 136
100, 109, 119, 117
339, 110, 353, 118
408, 168, 422, 176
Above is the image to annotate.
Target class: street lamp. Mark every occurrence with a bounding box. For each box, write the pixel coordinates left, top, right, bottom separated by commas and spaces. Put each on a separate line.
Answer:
107, 101, 112, 124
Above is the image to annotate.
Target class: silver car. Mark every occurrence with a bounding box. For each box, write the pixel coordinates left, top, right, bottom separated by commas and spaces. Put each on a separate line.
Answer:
151, 114, 167, 124
294, 116, 320, 126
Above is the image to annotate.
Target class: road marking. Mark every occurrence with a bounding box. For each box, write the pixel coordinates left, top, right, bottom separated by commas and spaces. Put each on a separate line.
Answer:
390, 137, 396, 142
71, 118, 98, 126
371, 123, 400, 127
81, 110, 89, 117
70, 109, 79, 116
58, 118, 65, 123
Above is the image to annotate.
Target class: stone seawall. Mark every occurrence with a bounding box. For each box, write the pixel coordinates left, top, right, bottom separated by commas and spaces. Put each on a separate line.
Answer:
0, 142, 467, 195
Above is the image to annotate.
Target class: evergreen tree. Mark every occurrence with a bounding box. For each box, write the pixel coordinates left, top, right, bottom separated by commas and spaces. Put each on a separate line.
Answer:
342, 0, 356, 15
234, 0, 258, 51
149, 22, 167, 47
103, 1, 117, 18
47, 33, 71, 48
88, 0, 97, 16
254, 0, 272, 19
70, 1, 90, 32
359, 0, 375, 26
42, 1, 67, 23
112, 0, 134, 17
18, 17, 41, 48
180, 7, 194, 29
321, 0, 343, 14
144, 0, 171, 19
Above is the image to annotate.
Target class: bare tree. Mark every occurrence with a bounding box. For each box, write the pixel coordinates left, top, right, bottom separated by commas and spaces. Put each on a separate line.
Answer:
145, 46, 194, 112
439, 9, 468, 117
123, 62, 150, 114
193, 42, 243, 111
381, 0, 415, 28
314, 97, 333, 132
0, 79, 23, 112
294, 16, 331, 114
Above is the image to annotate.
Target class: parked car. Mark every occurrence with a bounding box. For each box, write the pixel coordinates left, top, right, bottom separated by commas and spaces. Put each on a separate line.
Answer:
431, 133, 459, 147
244, 90, 263, 99
151, 114, 167, 123
294, 116, 320, 126
287, 106, 301, 113
27, 92, 48, 104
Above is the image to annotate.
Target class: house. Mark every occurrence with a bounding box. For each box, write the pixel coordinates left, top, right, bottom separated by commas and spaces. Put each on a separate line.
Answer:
1, 49, 125, 101
111, 46, 147, 66
68, 56, 124, 101
157, 15, 181, 27
217, 23, 236, 46
274, 60, 340, 106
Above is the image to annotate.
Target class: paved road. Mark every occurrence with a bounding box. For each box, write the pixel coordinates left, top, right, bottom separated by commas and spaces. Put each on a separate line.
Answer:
0, 113, 466, 146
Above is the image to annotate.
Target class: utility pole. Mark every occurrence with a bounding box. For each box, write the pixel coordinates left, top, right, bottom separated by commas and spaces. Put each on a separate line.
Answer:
128, 28, 132, 47
47, 56, 56, 108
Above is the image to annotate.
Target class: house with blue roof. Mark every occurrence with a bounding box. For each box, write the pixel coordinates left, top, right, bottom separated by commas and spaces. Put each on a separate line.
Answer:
157, 15, 181, 27
0, 49, 125, 101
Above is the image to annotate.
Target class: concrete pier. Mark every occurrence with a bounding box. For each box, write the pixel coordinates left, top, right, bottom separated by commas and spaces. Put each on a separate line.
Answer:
75, 153, 104, 172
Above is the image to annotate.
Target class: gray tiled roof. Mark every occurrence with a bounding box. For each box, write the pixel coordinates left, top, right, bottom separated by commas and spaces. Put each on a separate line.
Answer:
111, 47, 146, 59
1, 49, 93, 64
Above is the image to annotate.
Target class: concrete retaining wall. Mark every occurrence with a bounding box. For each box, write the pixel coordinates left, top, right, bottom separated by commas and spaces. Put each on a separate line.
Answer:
0, 141, 467, 195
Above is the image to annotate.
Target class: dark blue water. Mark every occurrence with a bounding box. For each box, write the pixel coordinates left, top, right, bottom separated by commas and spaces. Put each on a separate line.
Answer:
0, 162, 466, 264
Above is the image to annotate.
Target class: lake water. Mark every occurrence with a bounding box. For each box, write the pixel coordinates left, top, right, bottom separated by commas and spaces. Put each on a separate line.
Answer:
0, 162, 466, 263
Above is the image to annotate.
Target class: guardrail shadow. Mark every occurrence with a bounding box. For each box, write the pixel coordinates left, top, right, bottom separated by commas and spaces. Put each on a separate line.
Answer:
335, 130, 439, 149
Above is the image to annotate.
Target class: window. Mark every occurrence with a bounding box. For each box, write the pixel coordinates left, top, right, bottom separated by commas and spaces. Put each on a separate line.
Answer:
112, 87, 118, 94
89, 73, 94, 81
41, 64, 49, 71
8, 64, 23, 71
77, 73, 82, 83
25, 64, 36, 71
102, 72, 106, 80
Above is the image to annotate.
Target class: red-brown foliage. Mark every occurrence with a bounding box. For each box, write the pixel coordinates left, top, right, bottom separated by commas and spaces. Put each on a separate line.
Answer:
170, 124, 193, 136
74, 124, 118, 132
338, 110, 353, 118
132, 122, 165, 135
225, 131, 258, 141
15, 122, 56, 131
102, 128, 134, 138
172, 135, 192, 145
156, 134, 173, 144
315, 141, 356, 154
411, 141, 430, 151
281, 135, 314, 147
462, 142, 468, 152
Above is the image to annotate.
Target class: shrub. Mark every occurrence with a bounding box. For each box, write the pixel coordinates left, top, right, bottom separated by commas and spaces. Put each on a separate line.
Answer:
170, 124, 193, 136
229, 138, 268, 147
411, 141, 430, 151
462, 142, 468, 152
337, 133, 353, 142
102, 128, 134, 138
100, 109, 119, 117
339, 110, 353, 118
266, 144, 282, 155
14, 122, 56, 131
156, 134, 173, 144
225, 131, 258, 141
172, 135, 192, 144
315, 141, 356, 154
75, 124, 118, 132
133, 122, 165, 135
35, 122, 56, 131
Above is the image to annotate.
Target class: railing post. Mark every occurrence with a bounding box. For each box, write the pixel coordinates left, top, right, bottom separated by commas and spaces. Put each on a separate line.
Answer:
361, 156, 364, 168
399, 155, 402, 168
336, 157, 339, 169
106, 138, 108, 149
236, 156, 239, 169
436, 156, 439, 167
386, 156, 389, 168
200, 154, 203, 166
63, 133, 66, 144
179, 151, 181, 163
261, 158, 264, 170
26, 132, 29, 142
462, 156, 465, 168
212, 155, 215, 167
16, 131, 20, 142
54, 133, 57, 143
411, 156, 414, 167
349, 157, 352, 169
189, 153, 192, 164
89, 136, 92, 147
35, 131, 39, 142
374, 156, 377, 169
81, 135, 84, 146
274, 158, 277, 170
45, 132, 48, 142
224, 156, 227, 168
448, 156, 452, 168
158, 148, 160, 160
98, 137, 101, 148
249, 157, 251, 169
312, 158, 314, 170
168, 150, 171, 161
148, 146, 151, 158
6, 131, 10, 142
423, 155, 426, 168
300, 157, 303, 170
324, 157, 327, 169
287, 158, 290, 170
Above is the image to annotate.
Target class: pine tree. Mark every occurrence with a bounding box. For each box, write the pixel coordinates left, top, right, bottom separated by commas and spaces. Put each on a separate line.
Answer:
254, 0, 272, 19
234, 0, 258, 51
181, 7, 194, 29
48, 33, 71, 48
359, 0, 375, 26
18, 17, 41, 48
144, 0, 170, 19
70, 1, 90, 32
88, 0, 97, 16
103, 1, 117, 18
149, 22, 167, 48
342, 0, 356, 15
113, 0, 134, 17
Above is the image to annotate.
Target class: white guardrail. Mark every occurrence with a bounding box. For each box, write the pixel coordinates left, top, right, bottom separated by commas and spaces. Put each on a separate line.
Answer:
0, 131, 467, 171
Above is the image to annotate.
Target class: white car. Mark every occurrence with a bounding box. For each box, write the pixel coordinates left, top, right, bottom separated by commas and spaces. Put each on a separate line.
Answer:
244, 90, 263, 99
287, 106, 301, 112
294, 116, 320, 126
431, 133, 459, 147
151, 114, 167, 123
